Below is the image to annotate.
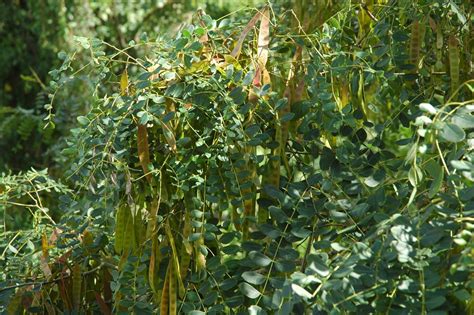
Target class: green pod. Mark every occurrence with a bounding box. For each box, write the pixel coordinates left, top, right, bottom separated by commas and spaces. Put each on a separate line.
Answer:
134, 207, 144, 249
122, 206, 136, 254
72, 264, 82, 311
448, 35, 460, 93
409, 20, 421, 70
160, 264, 170, 315
169, 262, 177, 315
114, 204, 126, 254
6, 290, 23, 315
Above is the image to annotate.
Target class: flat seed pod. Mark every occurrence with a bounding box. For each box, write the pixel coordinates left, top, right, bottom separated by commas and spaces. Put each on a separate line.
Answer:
195, 235, 206, 272
137, 124, 152, 183
134, 207, 144, 248
231, 7, 267, 59
180, 205, 192, 279
6, 290, 23, 315
160, 264, 170, 315
169, 262, 177, 315
146, 198, 159, 239
165, 220, 185, 297
114, 204, 126, 254
149, 237, 159, 292
122, 206, 135, 254
120, 70, 128, 96
72, 264, 82, 311
409, 20, 421, 70
448, 35, 460, 93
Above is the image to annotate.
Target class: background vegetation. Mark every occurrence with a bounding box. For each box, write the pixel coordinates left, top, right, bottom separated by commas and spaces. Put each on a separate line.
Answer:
0, 0, 473, 314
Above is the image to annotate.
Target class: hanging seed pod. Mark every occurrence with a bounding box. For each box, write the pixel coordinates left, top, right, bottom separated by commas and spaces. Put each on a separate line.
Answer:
120, 69, 128, 96
114, 204, 126, 254
179, 205, 192, 279
6, 290, 23, 315
149, 237, 159, 292
168, 261, 177, 315
137, 124, 152, 183
448, 35, 460, 93
165, 220, 185, 297
409, 20, 421, 71
72, 264, 82, 311
146, 198, 159, 239
122, 206, 136, 254
195, 235, 206, 272
435, 27, 444, 71
160, 265, 170, 315
134, 207, 144, 249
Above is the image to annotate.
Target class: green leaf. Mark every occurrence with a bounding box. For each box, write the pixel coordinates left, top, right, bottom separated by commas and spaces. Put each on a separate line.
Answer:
248, 251, 272, 267
77, 116, 89, 126
427, 161, 444, 198
220, 278, 238, 291
177, 137, 191, 146
280, 112, 295, 122
242, 271, 266, 285
451, 113, 474, 129
248, 305, 265, 315
139, 112, 149, 125
74, 36, 90, 49
453, 289, 470, 302
291, 284, 312, 299
309, 257, 330, 277
269, 206, 288, 223
439, 123, 465, 142
239, 283, 261, 299
229, 87, 246, 105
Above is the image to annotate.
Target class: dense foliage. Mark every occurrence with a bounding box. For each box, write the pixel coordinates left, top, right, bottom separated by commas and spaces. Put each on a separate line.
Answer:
1, 1, 473, 314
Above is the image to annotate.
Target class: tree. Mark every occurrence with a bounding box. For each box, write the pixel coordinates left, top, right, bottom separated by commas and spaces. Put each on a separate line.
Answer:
1, 1, 473, 314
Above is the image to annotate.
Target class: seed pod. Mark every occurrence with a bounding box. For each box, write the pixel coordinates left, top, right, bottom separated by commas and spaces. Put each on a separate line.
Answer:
134, 207, 144, 248
122, 206, 136, 254
114, 204, 126, 254
137, 124, 152, 183
6, 290, 22, 315
409, 20, 421, 70
149, 236, 159, 292
160, 264, 170, 315
241, 161, 256, 239
169, 261, 177, 315
72, 264, 82, 311
146, 198, 158, 239
448, 35, 460, 93
179, 204, 192, 279
195, 235, 206, 272
120, 70, 128, 96
165, 220, 185, 297
435, 27, 444, 71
